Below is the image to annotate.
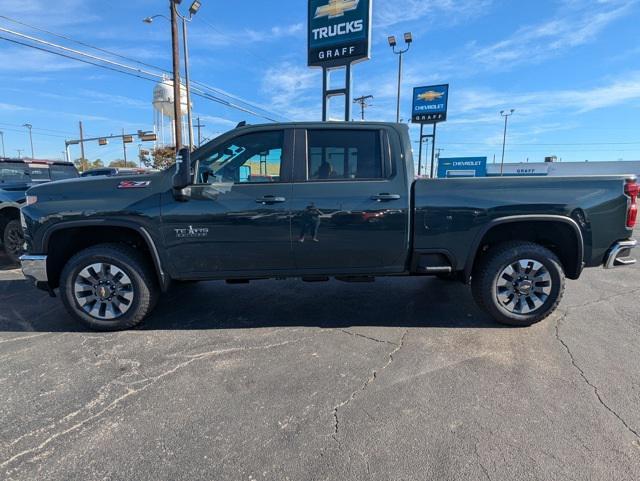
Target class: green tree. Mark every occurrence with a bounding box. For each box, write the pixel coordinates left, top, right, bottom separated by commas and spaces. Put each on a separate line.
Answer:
140, 147, 176, 170
74, 158, 90, 172
109, 159, 128, 168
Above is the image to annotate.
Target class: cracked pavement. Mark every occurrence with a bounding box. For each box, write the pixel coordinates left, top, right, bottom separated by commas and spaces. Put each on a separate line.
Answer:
1, 235, 639, 481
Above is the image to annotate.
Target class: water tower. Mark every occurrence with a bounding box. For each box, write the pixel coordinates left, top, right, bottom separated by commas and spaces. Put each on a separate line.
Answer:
153, 75, 190, 147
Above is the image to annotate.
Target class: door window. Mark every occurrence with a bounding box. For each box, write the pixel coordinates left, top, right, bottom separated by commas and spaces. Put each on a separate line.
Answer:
307, 130, 383, 181
197, 130, 284, 184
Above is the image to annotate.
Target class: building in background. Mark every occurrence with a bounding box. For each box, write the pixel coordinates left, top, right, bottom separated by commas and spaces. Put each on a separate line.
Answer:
437, 157, 640, 179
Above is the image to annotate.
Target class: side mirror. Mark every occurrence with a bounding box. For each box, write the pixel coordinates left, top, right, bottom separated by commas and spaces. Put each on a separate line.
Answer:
173, 147, 192, 191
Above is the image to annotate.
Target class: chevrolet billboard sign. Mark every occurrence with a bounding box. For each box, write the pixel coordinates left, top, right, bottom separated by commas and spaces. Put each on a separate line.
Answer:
412, 85, 449, 124
308, 0, 372, 67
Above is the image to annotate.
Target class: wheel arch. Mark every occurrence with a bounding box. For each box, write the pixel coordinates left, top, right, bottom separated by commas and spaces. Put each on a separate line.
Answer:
42, 220, 168, 291
464, 215, 584, 282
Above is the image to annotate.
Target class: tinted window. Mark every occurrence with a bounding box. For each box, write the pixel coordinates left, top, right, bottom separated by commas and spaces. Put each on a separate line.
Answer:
28, 165, 51, 182
307, 130, 383, 181
50, 165, 79, 181
0, 162, 29, 183
197, 131, 284, 184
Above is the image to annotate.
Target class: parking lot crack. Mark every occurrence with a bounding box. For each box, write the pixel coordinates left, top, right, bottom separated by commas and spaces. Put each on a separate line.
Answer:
336, 329, 398, 346
331, 330, 408, 440
473, 442, 491, 481
555, 313, 640, 441
1, 337, 308, 473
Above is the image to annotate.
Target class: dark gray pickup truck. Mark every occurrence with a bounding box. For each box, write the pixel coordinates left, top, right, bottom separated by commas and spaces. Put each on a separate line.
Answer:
19, 122, 637, 331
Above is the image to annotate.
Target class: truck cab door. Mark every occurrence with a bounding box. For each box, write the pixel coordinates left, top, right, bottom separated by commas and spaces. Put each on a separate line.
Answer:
161, 128, 295, 278
290, 127, 410, 273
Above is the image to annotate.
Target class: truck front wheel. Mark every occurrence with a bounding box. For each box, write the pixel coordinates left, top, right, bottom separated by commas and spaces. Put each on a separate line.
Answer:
60, 244, 159, 331
472, 241, 565, 327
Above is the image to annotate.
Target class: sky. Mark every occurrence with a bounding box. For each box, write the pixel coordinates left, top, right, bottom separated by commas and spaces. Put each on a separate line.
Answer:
0, 0, 639, 165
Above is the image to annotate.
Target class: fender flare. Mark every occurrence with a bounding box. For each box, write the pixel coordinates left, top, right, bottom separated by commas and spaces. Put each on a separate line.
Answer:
463, 215, 585, 281
42, 219, 168, 290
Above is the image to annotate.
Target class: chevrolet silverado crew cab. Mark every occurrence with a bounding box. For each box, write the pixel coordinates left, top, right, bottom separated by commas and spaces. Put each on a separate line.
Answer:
1, 158, 78, 263
19, 122, 637, 331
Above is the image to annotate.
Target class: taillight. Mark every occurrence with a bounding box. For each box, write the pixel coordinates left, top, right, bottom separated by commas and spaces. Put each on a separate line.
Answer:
625, 179, 638, 228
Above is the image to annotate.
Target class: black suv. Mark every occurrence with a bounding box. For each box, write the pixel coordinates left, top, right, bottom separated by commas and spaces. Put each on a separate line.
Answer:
0, 158, 78, 263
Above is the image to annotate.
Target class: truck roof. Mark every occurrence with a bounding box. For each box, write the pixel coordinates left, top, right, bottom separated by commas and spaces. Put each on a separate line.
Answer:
0, 158, 75, 166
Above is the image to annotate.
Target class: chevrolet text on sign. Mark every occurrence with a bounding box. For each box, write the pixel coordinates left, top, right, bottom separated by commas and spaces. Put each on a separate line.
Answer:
412, 85, 450, 124
308, 0, 372, 67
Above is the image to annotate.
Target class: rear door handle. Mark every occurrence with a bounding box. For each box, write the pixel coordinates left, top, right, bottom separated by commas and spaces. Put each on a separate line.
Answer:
256, 195, 286, 205
371, 193, 401, 202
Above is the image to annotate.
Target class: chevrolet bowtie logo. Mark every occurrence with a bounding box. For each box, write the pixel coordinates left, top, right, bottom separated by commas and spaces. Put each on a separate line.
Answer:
418, 91, 445, 102
314, 0, 359, 19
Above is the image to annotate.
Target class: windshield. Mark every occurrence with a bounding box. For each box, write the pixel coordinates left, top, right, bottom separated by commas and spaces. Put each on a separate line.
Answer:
0, 162, 29, 183
50, 164, 79, 181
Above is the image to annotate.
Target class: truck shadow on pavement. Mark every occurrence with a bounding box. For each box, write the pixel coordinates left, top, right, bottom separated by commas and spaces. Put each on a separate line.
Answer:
0, 275, 502, 333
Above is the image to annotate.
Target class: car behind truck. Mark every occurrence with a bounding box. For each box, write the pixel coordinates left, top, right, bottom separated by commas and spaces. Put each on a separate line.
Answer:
19, 122, 637, 331
1, 158, 78, 263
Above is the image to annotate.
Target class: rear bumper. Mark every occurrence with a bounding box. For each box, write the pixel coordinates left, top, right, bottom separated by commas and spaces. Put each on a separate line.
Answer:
20, 255, 48, 282
604, 240, 637, 269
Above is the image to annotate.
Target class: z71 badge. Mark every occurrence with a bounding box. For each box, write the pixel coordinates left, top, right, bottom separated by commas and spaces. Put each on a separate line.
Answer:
118, 180, 151, 189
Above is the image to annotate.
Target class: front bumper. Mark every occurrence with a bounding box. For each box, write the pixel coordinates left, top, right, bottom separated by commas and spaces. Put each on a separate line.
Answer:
604, 240, 637, 269
20, 255, 48, 282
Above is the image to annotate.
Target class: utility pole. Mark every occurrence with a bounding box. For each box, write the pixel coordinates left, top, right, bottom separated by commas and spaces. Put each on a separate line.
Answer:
353, 95, 374, 121
16, 149, 23, 159
0, 131, 5, 158
500, 109, 515, 176
122, 129, 128, 167
435, 148, 444, 178
79, 121, 86, 161
170, 0, 183, 151
23, 124, 34, 158
195, 117, 205, 147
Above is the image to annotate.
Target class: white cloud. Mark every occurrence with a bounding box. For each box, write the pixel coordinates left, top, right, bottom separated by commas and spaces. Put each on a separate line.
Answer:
0, 46, 86, 72
261, 62, 321, 119
374, 0, 493, 28
469, 0, 637, 69
447, 72, 640, 126
197, 22, 305, 47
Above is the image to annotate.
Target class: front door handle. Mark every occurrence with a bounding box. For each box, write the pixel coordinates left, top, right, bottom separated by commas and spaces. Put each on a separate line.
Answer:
371, 193, 401, 202
256, 195, 286, 205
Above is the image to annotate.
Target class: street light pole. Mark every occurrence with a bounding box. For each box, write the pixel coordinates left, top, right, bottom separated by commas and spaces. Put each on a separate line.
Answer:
181, 15, 194, 150
500, 109, 515, 176
170, 0, 183, 152
388, 33, 412, 123
23, 124, 34, 159
145, 0, 201, 151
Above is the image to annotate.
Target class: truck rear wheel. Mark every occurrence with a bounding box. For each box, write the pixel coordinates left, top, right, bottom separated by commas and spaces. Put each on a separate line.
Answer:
472, 241, 565, 327
3, 219, 25, 264
60, 244, 159, 331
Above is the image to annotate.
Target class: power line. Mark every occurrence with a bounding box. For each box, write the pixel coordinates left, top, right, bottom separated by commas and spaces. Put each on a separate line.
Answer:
0, 15, 287, 121
0, 35, 280, 123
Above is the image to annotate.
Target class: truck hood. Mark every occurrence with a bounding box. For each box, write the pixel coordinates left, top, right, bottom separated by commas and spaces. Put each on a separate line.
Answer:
27, 173, 164, 198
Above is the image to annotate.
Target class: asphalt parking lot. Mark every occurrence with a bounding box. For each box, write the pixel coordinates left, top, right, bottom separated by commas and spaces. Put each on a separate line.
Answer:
1, 237, 639, 481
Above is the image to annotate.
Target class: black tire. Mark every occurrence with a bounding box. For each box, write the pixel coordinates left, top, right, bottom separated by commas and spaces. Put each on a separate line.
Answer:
3, 219, 25, 264
60, 244, 159, 331
471, 241, 565, 327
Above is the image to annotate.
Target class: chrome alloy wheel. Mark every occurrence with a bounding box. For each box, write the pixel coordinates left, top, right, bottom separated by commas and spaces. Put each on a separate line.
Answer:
496, 259, 552, 315
73, 263, 134, 320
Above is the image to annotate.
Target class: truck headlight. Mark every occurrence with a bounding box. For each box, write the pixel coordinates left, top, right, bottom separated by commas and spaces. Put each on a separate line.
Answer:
25, 195, 38, 206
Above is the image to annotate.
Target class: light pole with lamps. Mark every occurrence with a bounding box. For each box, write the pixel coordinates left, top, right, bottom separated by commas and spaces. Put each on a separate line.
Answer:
23, 123, 34, 159
500, 109, 515, 176
388, 32, 412, 123
144, 0, 201, 151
